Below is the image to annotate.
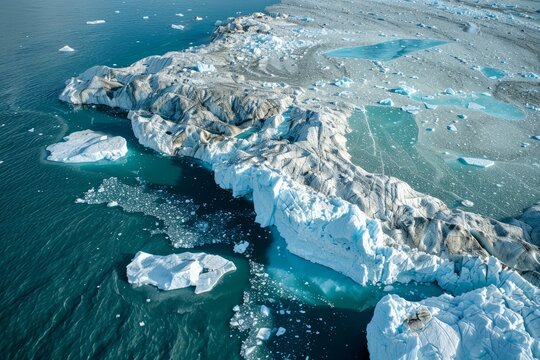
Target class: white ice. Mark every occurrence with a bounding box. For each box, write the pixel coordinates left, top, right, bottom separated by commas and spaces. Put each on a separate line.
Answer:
46, 130, 127, 163
59, 45, 75, 52
459, 157, 494, 168
127, 251, 236, 294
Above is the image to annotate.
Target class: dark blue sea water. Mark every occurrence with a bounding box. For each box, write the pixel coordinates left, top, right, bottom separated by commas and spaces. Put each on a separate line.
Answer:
0, 1, 443, 358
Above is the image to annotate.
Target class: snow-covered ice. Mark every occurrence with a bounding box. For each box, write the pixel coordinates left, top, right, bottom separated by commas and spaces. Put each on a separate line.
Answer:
86, 20, 106, 25
59, 45, 75, 52
127, 251, 236, 294
46, 130, 127, 163
233, 241, 250, 254
171, 24, 185, 30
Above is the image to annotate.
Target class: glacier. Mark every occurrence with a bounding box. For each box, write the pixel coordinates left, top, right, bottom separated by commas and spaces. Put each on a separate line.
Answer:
58, 7, 540, 359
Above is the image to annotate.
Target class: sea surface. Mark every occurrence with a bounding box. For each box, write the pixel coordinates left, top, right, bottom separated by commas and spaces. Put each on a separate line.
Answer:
0, 0, 443, 359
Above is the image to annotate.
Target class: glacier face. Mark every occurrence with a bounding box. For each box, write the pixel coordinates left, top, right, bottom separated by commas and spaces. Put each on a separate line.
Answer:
58, 8, 540, 359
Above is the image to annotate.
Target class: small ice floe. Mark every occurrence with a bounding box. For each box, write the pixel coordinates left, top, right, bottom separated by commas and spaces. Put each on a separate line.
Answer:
383, 285, 394, 292
461, 200, 474, 207
114, 10, 120, 14
333, 77, 354, 88
276, 327, 286, 336
28, 128, 35, 132
46, 130, 127, 163
139, 321, 145, 327
532, 135, 540, 141
444, 88, 456, 95
256, 328, 272, 341
378, 98, 394, 106
194, 62, 216, 73
390, 85, 416, 96
457, 114, 467, 120
233, 241, 249, 254
127, 251, 236, 294
58, 45, 75, 52
447, 125, 457, 132
260, 305, 271, 317
195, 16, 203, 21
176, 13, 184, 17
142, 16, 149, 20
467, 102, 485, 110
171, 24, 185, 30
458, 157, 494, 168
107, 201, 119, 207
401, 105, 419, 114
86, 20, 106, 25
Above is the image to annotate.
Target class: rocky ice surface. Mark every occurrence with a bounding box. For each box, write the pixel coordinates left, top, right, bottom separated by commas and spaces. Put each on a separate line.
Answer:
127, 251, 236, 294
368, 271, 540, 359
46, 130, 127, 163
59, 3, 540, 359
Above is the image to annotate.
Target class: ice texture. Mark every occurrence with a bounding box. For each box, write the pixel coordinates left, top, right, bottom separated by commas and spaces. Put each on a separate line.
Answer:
127, 251, 236, 294
46, 130, 127, 163
459, 157, 494, 168
368, 271, 540, 360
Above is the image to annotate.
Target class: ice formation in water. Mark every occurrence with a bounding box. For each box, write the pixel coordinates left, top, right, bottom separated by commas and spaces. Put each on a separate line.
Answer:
127, 251, 236, 294
46, 130, 127, 163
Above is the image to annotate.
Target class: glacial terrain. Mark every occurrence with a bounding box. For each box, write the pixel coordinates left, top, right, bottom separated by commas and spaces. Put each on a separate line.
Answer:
1, 0, 539, 358
57, 0, 540, 358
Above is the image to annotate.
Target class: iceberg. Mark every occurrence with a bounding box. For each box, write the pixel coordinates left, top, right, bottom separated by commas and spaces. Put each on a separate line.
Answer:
86, 20, 106, 25
46, 130, 127, 163
58, 45, 75, 52
333, 76, 354, 88
459, 157, 494, 168
367, 272, 540, 360
126, 251, 236, 294
171, 24, 185, 30
390, 85, 416, 96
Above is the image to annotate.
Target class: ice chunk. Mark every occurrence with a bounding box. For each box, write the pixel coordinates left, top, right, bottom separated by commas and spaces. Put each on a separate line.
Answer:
142, 16, 149, 20
276, 327, 286, 336
446, 125, 457, 132
260, 305, 271, 317
59, 45, 75, 52
127, 251, 236, 294
233, 241, 250, 254
195, 16, 203, 21
46, 130, 127, 163
390, 85, 416, 96
532, 135, 540, 141
378, 98, 394, 106
86, 20, 106, 25
256, 328, 272, 341
194, 62, 216, 73
401, 105, 419, 114
444, 88, 456, 95
461, 200, 474, 207
333, 77, 354, 88
458, 157, 494, 168
171, 24, 185, 30
463, 22, 479, 33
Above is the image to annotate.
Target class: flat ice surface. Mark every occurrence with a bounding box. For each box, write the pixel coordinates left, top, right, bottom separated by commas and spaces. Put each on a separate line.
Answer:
326, 39, 447, 61
46, 130, 127, 163
127, 251, 236, 294
412, 92, 524, 120
458, 157, 495, 168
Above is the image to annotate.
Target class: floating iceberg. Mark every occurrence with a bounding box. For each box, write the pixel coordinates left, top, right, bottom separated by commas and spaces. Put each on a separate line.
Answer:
127, 251, 236, 294
171, 24, 185, 30
459, 157, 494, 168
86, 20, 106, 25
58, 45, 75, 52
367, 274, 540, 360
46, 130, 127, 163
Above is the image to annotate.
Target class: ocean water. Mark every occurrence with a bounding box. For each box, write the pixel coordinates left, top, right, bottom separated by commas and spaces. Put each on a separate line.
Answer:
326, 39, 447, 61
0, 0, 447, 359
